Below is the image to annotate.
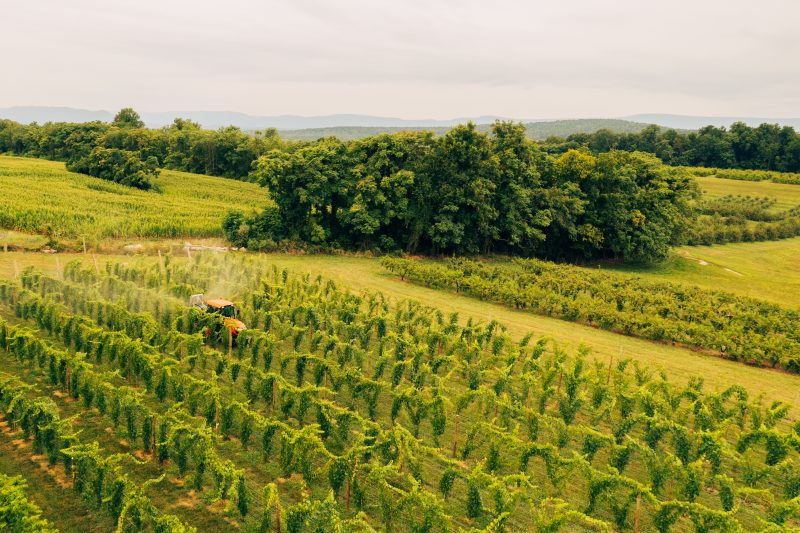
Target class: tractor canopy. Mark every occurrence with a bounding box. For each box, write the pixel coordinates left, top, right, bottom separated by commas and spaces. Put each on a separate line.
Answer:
206, 299, 237, 317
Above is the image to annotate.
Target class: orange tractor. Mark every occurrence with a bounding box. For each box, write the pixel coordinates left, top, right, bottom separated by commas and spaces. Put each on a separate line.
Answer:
190, 294, 247, 343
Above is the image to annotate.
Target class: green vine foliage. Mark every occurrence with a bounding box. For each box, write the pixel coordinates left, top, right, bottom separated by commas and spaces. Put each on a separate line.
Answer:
1, 256, 798, 532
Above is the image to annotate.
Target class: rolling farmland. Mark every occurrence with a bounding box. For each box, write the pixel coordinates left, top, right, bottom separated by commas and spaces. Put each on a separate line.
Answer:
0, 156, 799, 531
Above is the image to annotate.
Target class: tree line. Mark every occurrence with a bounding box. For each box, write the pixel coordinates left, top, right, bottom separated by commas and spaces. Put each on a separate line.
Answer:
3, 110, 799, 179
0, 108, 285, 187
226, 122, 697, 262
7, 109, 800, 260
543, 123, 800, 172
0, 109, 698, 262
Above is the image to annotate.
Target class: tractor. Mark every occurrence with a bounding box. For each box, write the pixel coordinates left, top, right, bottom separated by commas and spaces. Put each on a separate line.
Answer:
189, 294, 247, 343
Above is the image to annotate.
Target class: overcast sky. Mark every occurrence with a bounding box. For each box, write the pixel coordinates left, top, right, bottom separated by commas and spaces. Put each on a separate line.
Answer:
2, 0, 799, 119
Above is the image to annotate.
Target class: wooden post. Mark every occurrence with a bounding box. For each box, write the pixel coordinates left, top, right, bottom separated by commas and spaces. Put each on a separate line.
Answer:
82, 237, 87, 255
452, 415, 460, 458
275, 505, 282, 533
272, 380, 277, 408
13, 260, 19, 279
345, 476, 351, 512
151, 416, 157, 453
55, 256, 61, 279
92, 254, 100, 276
228, 327, 233, 357
634, 492, 641, 533
607, 355, 614, 385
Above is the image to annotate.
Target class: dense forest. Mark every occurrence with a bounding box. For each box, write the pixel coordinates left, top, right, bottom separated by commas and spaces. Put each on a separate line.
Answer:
228, 123, 696, 261
0, 109, 285, 181
2, 110, 800, 181
543, 123, 800, 172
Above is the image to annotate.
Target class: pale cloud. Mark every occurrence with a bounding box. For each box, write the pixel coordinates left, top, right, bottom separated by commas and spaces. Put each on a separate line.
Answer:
2, 0, 798, 118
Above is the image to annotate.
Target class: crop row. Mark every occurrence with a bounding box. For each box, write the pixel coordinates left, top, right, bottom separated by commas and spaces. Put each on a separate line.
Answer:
48, 256, 791, 528
381, 257, 800, 372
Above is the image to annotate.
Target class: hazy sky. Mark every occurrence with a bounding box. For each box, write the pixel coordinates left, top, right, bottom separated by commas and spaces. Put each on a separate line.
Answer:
3, 0, 799, 119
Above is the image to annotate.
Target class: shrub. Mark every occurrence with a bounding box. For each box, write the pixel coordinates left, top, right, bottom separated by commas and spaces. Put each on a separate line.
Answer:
67, 147, 158, 190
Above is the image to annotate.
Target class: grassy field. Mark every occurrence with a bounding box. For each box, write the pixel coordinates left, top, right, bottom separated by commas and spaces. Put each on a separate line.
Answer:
603, 175, 800, 308
0, 155, 266, 245
606, 238, 800, 308
696, 174, 800, 212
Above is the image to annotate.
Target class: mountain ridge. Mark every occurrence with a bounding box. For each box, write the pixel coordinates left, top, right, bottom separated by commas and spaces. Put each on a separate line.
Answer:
2, 106, 799, 133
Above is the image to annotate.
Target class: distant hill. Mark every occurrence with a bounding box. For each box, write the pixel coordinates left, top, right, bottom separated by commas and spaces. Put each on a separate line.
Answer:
278, 119, 659, 141
626, 114, 800, 130
0, 106, 508, 129
522, 119, 657, 139
7, 106, 797, 139
0, 107, 662, 140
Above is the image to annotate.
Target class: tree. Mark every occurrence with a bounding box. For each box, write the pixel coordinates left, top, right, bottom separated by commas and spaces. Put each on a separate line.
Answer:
113, 108, 145, 129
426, 123, 498, 254
66, 147, 159, 190
251, 139, 349, 244
341, 132, 434, 251
490, 121, 551, 255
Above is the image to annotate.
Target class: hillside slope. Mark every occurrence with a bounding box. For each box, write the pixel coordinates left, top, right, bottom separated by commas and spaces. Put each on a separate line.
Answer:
0, 156, 266, 243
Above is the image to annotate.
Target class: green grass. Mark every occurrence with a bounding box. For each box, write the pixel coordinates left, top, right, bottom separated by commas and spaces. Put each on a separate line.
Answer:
0, 155, 266, 244
604, 237, 800, 308
0, 230, 47, 251
696, 175, 800, 212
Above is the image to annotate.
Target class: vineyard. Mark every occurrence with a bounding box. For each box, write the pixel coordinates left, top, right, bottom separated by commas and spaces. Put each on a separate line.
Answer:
682, 173, 800, 246
0, 473, 56, 532
381, 257, 800, 372
0, 252, 797, 531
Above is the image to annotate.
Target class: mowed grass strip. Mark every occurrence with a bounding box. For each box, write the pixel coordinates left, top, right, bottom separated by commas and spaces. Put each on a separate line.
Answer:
607, 237, 800, 309
0, 155, 267, 240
